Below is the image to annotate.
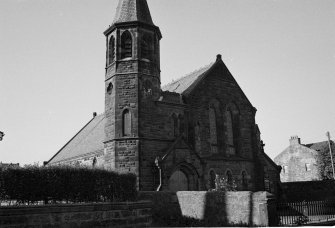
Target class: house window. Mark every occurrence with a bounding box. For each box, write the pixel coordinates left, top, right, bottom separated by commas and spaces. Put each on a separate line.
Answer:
305, 163, 311, 172
92, 157, 97, 167
122, 109, 131, 136
121, 31, 132, 59
108, 36, 115, 64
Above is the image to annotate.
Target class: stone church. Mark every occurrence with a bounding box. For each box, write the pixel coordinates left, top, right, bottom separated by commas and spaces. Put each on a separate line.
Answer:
47, 0, 280, 193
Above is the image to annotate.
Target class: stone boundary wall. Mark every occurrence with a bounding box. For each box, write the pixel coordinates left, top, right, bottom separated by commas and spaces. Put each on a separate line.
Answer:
138, 191, 278, 226
0, 201, 152, 228
281, 180, 335, 202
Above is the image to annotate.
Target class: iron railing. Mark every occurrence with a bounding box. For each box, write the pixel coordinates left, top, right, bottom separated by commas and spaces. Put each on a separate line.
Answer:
277, 200, 335, 225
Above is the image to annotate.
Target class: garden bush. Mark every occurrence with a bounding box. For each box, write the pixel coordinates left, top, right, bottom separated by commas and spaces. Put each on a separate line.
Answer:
0, 166, 137, 205
209, 174, 237, 192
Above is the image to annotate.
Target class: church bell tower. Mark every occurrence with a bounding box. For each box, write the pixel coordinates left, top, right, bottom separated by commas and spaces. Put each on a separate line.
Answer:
103, 0, 162, 188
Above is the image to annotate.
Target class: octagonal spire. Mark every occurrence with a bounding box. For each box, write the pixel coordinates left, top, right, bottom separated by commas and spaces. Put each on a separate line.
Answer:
113, 0, 154, 26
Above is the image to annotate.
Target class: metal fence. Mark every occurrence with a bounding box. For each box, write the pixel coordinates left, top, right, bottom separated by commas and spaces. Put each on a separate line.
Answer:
277, 200, 335, 225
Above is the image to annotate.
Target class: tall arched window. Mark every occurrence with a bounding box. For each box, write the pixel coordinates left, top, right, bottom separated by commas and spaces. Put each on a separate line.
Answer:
226, 170, 233, 185
122, 109, 131, 136
194, 121, 201, 153
179, 115, 184, 135
209, 105, 218, 153
172, 113, 178, 137
226, 110, 234, 146
153, 36, 158, 62
107, 82, 113, 95
226, 109, 237, 156
108, 36, 115, 64
121, 31, 132, 59
144, 80, 153, 95
141, 34, 152, 60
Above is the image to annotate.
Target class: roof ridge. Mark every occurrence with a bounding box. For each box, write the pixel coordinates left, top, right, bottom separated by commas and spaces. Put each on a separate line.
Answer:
304, 140, 329, 146
163, 62, 214, 88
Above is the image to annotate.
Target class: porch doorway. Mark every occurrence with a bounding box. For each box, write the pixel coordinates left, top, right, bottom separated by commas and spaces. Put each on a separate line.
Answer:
168, 170, 188, 191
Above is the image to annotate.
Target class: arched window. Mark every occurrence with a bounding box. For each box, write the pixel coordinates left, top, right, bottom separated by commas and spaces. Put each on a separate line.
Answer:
242, 171, 248, 190
108, 36, 115, 64
122, 109, 131, 136
226, 170, 233, 185
121, 31, 132, 59
172, 113, 178, 137
179, 115, 184, 135
226, 110, 234, 146
144, 80, 153, 95
209, 105, 218, 153
209, 170, 216, 189
107, 82, 113, 94
153, 36, 158, 61
141, 34, 152, 60
194, 121, 201, 153
226, 106, 239, 156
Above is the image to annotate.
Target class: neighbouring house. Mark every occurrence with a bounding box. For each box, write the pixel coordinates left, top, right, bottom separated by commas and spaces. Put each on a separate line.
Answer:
274, 136, 335, 182
46, 0, 280, 193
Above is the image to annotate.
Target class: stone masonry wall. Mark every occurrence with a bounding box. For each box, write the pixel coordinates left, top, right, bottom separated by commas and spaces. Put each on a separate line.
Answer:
185, 62, 260, 190
138, 191, 278, 226
0, 201, 152, 228
177, 191, 277, 226
187, 63, 256, 160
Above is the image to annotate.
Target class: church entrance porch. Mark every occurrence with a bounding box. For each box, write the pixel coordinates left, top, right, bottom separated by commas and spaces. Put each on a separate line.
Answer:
168, 170, 188, 191
167, 163, 199, 191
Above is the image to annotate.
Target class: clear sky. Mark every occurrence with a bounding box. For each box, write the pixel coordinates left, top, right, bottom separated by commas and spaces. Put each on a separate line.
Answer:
1, 0, 334, 165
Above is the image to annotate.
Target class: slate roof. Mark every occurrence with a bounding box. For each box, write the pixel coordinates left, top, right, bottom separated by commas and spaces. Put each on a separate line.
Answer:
305, 140, 335, 152
48, 57, 253, 164
275, 140, 335, 163
113, 0, 154, 25
48, 61, 217, 164
48, 114, 105, 164
162, 63, 214, 94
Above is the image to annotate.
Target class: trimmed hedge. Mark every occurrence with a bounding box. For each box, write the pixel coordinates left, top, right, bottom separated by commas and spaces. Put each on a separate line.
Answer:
0, 166, 137, 205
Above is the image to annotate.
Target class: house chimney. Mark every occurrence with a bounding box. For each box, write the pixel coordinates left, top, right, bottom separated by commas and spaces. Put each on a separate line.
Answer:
290, 135, 301, 145
93, 112, 97, 118
216, 54, 222, 61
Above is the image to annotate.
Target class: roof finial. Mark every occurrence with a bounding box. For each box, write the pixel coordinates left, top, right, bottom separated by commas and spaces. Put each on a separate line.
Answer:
216, 54, 222, 61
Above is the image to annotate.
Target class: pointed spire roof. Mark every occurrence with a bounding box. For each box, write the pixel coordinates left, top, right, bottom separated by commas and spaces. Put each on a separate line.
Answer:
113, 0, 154, 26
